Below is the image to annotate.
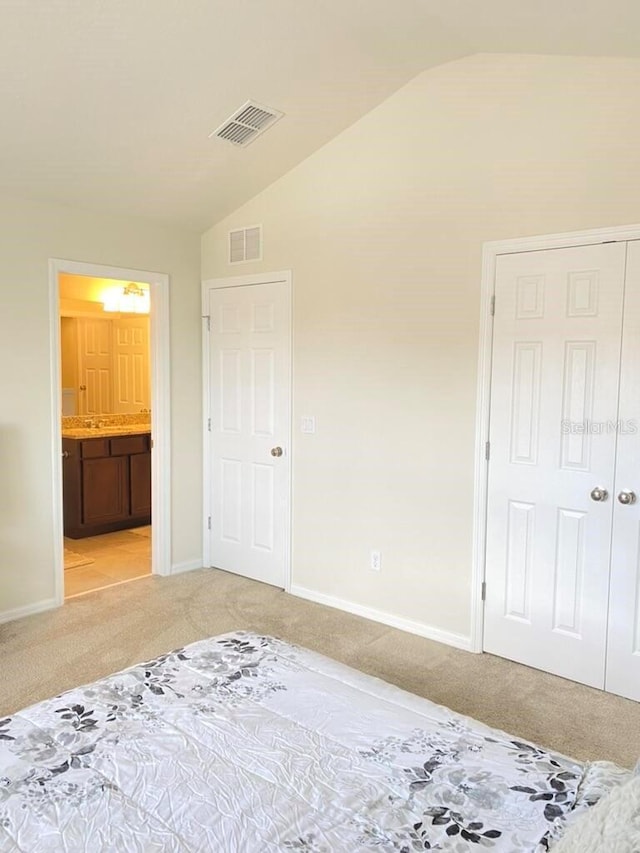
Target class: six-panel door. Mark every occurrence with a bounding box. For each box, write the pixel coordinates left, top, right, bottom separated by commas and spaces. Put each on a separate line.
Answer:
207, 281, 290, 588
112, 317, 151, 413
484, 243, 626, 689
77, 318, 112, 415
606, 239, 640, 701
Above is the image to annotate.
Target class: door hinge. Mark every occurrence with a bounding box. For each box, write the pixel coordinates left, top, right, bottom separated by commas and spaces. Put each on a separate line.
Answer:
490, 295, 495, 317
485, 440, 490, 461
150, 438, 154, 449
204, 316, 210, 332
481, 581, 486, 601
207, 417, 212, 432
207, 516, 211, 531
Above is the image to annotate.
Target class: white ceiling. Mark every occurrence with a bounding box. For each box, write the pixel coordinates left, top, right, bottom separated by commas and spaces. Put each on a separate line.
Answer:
1, 0, 639, 232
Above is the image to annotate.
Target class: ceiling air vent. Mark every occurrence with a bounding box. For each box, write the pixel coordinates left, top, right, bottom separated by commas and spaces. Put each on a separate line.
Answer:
211, 100, 283, 147
229, 226, 262, 264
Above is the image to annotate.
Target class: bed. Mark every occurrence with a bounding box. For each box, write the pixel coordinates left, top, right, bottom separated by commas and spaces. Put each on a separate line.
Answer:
0, 631, 632, 851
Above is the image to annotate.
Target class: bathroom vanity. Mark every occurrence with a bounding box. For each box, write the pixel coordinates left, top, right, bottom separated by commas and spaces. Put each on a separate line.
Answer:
62, 428, 151, 538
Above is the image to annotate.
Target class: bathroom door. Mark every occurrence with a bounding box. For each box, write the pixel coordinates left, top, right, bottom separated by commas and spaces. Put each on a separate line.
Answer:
112, 317, 151, 413
77, 318, 113, 415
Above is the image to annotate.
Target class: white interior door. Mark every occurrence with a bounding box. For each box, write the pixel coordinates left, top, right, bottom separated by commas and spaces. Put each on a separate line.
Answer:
484, 243, 626, 688
206, 280, 291, 587
77, 318, 112, 415
606, 240, 640, 701
112, 317, 150, 413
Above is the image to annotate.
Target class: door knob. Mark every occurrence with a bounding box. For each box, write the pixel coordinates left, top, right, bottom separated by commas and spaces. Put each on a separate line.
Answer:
618, 490, 636, 505
79, 385, 87, 391
270, 446, 283, 457
62, 450, 69, 459
590, 487, 608, 502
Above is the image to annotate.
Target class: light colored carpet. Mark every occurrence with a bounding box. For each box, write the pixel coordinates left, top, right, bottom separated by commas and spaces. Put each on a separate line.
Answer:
2, 567, 639, 768
63, 548, 95, 570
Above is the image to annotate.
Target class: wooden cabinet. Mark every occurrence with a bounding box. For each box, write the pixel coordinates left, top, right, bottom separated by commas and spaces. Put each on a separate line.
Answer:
82, 456, 129, 526
63, 433, 151, 538
130, 452, 152, 516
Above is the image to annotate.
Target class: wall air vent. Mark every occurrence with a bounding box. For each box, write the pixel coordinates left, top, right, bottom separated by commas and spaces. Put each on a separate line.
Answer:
229, 225, 262, 264
211, 100, 283, 147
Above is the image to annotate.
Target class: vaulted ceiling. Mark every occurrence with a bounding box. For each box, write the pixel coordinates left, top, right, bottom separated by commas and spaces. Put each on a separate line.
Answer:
1, 0, 639, 231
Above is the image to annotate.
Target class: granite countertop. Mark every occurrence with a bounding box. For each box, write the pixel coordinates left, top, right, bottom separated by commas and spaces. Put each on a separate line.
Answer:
62, 425, 152, 439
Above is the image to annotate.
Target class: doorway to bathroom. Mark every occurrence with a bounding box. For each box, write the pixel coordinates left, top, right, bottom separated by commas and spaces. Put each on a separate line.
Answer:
49, 259, 172, 605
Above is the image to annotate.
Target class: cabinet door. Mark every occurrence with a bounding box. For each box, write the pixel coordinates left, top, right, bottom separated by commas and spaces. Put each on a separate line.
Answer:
82, 456, 129, 524
606, 240, 640, 702
130, 452, 151, 516
62, 438, 81, 532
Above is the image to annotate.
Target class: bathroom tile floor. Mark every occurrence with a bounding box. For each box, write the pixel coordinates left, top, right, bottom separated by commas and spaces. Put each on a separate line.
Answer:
64, 526, 151, 599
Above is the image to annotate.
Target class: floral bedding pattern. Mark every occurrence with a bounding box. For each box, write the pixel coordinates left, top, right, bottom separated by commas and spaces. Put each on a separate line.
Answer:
0, 632, 628, 852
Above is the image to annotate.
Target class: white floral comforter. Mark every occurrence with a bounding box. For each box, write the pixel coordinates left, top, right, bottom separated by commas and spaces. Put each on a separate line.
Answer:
0, 632, 629, 852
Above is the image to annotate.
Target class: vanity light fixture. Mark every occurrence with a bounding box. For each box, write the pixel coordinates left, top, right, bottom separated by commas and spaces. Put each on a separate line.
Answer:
102, 282, 150, 314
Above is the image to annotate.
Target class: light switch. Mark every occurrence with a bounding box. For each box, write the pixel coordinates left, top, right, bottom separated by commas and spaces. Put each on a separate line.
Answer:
301, 416, 316, 434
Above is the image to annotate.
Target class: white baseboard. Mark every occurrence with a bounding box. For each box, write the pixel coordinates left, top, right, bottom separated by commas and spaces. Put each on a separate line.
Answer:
289, 585, 473, 652
0, 597, 59, 626
171, 559, 203, 575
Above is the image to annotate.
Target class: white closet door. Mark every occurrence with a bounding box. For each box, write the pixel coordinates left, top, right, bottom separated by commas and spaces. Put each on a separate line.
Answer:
484, 243, 626, 688
207, 281, 291, 588
607, 240, 640, 702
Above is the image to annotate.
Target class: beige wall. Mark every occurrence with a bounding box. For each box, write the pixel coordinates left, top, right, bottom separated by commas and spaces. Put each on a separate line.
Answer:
202, 53, 640, 643
0, 195, 201, 616
59, 275, 126, 303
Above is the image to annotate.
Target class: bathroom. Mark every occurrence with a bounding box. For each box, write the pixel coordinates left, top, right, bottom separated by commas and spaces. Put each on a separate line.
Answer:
59, 274, 152, 598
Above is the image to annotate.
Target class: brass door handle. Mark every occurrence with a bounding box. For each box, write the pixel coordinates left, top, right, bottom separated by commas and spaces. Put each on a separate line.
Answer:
270, 446, 283, 457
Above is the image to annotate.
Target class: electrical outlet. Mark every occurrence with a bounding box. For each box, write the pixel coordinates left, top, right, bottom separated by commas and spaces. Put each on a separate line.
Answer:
370, 550, 381, 571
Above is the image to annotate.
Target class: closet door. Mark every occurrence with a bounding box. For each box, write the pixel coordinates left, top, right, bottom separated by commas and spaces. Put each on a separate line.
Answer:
484, 242, 626, 688
606, 240, 640, 702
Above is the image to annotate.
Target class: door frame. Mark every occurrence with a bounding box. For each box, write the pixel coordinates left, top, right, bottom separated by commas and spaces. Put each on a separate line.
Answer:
201, 271, 293, 591
50, 258, 172, 607
472, 222, 640, 653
